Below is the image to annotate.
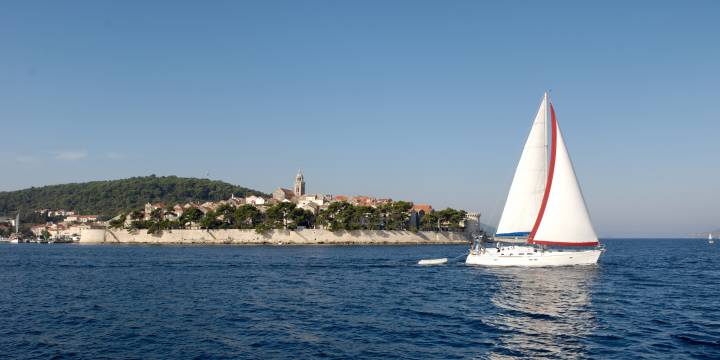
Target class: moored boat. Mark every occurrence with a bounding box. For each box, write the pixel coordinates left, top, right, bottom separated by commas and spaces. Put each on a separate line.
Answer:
8, 233, 21, 244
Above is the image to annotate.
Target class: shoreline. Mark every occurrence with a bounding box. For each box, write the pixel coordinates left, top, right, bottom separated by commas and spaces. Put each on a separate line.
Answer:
80, 228, 470, 245
70, 242, 468, 246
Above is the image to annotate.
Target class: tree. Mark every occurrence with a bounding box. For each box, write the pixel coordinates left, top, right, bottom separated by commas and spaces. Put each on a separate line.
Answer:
147, 221, 161, 235
0, 226, 11, 237
234, 205, 263, 229
318, 201, 353, 230
128, 219, 150, 231
355, 206, 380, 230
130, 210, 144, 221
109, 214, 127, 229
434, 208, 467, 231
290, 208, 315, 229
149, 208, 163, 222
378, 201, 412, 230
254, 222, 272, 235
199, 211, 221, 229
0, 175, 267, 219
420, 212, 440, 231
179, 207, 203, 227
215, 204, 237, 228
266, 202, 296, 229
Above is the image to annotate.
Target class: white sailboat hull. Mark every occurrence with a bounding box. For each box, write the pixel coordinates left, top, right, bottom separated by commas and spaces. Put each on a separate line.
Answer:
465, 245, 603, 267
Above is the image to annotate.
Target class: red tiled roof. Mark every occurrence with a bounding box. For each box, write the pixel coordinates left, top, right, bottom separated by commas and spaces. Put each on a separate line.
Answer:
352, 196, 375, 206
412, 204, 433, 213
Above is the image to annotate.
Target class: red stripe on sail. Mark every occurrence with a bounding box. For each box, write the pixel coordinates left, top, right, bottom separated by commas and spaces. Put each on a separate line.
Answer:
528, 103, 557, 244
531, 240, 599, 247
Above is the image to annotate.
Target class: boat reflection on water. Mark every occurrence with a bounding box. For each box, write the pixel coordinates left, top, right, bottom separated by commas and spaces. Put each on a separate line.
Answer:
485, 267, 598, 359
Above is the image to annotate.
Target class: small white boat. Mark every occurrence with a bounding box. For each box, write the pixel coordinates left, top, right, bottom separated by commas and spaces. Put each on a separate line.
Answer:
418, 258, 448, 265
467, 93, 604, 267
710, 233, 714, 244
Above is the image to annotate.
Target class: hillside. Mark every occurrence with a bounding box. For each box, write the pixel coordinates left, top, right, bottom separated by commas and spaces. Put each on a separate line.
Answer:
0, 175, 267, 217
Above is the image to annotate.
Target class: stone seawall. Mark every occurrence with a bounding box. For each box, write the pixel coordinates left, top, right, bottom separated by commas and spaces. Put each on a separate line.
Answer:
79, 229, 469, 245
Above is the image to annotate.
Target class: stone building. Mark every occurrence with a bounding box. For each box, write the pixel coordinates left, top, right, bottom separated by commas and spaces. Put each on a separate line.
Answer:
294, 170, 305, 197
272, 188, 296, 202
463, 212, 482, 236
272, 170, 307, 203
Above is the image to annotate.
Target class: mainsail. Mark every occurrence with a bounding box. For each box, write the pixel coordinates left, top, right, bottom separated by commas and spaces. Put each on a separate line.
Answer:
495, 94, 548, 238
528, 104, 599, 246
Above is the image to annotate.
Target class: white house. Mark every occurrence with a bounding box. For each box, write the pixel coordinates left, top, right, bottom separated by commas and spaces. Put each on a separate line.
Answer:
245, 195, 266, 206
228, 194, 246, 206
300, 194, 328, 207
298, 201, 320, 214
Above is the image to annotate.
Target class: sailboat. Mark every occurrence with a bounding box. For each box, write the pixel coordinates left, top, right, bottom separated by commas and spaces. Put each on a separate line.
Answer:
8, 213, 21, 244
710, 234, 714, 244
467, 93, 604, 266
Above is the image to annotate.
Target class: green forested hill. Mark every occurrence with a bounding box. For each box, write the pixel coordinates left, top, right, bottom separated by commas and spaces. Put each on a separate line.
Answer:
0, 175, 267, 216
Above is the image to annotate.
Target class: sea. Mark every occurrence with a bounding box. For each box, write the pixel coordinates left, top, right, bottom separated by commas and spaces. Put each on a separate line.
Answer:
0, 239, 718, 359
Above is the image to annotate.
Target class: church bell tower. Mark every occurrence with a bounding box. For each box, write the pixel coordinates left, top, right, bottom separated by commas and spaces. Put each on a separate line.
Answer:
294, 170, 305, 197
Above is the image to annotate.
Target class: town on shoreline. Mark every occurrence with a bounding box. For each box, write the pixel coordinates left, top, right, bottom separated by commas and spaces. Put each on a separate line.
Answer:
1, 171, 481, 244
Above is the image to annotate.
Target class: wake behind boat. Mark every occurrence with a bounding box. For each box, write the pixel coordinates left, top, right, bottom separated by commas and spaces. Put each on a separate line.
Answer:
467, 93, 604, 267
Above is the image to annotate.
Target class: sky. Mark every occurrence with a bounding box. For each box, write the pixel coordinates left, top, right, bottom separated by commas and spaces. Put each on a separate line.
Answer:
1, 1, 718, 237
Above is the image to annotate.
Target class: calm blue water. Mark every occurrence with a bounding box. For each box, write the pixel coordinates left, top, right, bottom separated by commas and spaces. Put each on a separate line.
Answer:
0, 239, 718, 359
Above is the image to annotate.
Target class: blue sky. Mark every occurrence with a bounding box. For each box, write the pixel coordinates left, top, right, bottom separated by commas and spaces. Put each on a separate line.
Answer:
1, 1, 718, 236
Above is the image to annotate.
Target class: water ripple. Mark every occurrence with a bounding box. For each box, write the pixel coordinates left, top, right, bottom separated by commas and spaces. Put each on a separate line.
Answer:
1, 240, 719, 359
